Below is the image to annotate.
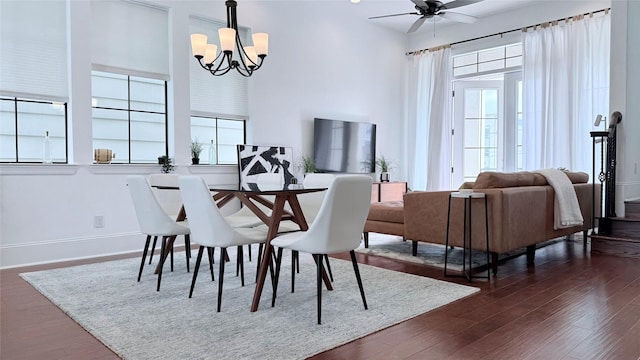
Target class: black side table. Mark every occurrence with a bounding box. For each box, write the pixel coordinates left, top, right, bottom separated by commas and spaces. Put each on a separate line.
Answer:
444, 191, 490, 282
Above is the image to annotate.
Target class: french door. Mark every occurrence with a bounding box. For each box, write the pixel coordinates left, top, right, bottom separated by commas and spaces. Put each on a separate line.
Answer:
451, 72, 522, 188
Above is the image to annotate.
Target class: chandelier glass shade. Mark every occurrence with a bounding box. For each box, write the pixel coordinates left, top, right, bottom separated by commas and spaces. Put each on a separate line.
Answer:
190, 0, 268, 77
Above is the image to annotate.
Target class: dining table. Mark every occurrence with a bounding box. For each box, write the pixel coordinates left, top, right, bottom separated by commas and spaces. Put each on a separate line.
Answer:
152, 181, 330, 312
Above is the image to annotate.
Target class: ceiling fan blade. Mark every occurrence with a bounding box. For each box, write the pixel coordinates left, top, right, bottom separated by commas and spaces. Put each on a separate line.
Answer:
441, 11, 478, 23
441, 0, 483, 10
368, 12, 419, 20
408, 16, 428, 33
409, 0, 429, 8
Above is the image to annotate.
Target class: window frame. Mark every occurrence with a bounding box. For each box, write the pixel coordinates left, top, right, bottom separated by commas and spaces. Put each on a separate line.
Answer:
0, 96, 69, 164
190, 114, 247, 165
91, 71, 169, 164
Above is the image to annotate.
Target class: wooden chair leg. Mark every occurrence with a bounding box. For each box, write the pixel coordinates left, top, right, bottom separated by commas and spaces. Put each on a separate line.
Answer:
149, 236, 158, 264
350, 250, 368, 310
315, 254, 323, 325
157, 237, 167, 291
238, 245, 245, 287
255, 243, 264, 283
170, 243, 174, 272
272, 247, 283, 307
291, 250, 296, 293
138, 235, 152, 282
217, 247, 226, 312
185, 234, 190, 272
323, 254, 334, 282
189, 246, 205, 298
206, 247, 215, 281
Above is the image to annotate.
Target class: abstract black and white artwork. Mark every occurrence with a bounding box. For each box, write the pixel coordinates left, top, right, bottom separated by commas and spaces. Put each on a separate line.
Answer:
237, 145, 295, 189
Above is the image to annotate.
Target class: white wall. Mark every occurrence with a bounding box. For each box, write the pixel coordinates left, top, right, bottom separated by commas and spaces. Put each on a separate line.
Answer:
0, 0, 407, 268
610, 0, 640, 216
2, 0, 636, 268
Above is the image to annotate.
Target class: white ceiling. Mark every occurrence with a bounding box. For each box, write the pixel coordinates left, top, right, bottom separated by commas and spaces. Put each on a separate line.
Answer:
345, 0, 538, 34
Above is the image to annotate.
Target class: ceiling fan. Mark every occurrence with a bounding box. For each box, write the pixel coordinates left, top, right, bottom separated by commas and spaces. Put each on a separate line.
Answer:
369, 0, 484, 33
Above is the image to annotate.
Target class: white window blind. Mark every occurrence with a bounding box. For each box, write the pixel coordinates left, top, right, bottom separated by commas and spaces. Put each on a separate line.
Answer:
189, 16, 249, 117
91, 0, 169, 80
0, 0, 68, 101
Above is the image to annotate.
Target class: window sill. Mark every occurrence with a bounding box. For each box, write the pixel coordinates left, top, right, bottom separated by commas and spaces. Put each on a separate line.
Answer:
88, 164, 161, 174
0, 164, 79, 175
188, 164, 237, 174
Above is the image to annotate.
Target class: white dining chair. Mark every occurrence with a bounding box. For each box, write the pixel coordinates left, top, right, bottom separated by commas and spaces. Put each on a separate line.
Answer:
270, 175, 372, 324
179, 176, 268, 312
148, 173, 191, 265
256, 172, 283, 190
127, 175, 191, 292
283, 173, 336, 290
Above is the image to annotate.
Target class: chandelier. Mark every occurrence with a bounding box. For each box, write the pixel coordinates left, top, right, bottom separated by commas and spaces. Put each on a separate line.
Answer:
190, 0, 268, 77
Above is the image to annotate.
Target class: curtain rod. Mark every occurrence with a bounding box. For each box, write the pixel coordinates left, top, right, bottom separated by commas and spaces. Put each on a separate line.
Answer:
405, 7, 610, 56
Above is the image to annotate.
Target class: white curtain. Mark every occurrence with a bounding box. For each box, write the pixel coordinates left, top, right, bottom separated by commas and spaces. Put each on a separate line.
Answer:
405, 48, 452, 191
522, 13, 610, 173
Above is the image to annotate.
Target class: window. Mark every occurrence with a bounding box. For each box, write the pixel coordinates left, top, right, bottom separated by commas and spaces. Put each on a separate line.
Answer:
451, 43, 523, 187
191, 116, 246, 165
0, 97, 68, 163
453, 43, 522, 77
91, 71, 167, 164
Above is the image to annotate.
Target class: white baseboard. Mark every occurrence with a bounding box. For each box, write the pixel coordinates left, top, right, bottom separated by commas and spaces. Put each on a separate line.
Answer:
0, 232, 154, 269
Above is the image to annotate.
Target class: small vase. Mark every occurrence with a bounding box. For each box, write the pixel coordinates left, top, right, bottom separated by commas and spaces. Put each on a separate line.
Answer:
380, 172, 390, 182
192, 158, 200, 165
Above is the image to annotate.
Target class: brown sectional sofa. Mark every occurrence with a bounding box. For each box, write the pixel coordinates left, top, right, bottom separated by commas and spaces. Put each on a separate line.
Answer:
363, 171, 599, 274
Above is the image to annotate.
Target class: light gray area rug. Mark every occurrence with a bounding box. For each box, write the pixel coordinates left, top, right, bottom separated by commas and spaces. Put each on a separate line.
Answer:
356, 233, 492, 271
356, 233, 581, 271
21, 246, 479, 360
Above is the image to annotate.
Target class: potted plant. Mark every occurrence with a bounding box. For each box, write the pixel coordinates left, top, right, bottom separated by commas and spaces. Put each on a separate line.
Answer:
301, 155, 316, 175
191, 139, 203, 165
158, 155, 174, 173
375, 156, 392, 182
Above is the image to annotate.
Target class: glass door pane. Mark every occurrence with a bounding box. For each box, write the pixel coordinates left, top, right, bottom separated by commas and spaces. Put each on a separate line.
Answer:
452, 80, 503, 187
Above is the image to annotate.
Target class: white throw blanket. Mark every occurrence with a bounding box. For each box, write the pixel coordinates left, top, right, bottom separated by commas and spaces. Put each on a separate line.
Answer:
536, 169, 584, 229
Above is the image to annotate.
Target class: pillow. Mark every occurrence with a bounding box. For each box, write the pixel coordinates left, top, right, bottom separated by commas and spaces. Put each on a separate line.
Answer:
473, 171, 546, 189
473, 170, 589, 189
563, 171, 589, 184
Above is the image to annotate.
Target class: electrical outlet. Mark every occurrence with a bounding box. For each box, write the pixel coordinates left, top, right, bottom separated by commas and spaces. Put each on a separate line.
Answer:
94, 215, 104, 228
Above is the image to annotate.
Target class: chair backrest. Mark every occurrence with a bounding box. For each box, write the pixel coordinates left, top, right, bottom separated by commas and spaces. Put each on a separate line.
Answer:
302, 175, 372, 254
179, 176, 236, 247
127, 175, 183, 235
297, 173, 336, 224
148, 174, 182, 217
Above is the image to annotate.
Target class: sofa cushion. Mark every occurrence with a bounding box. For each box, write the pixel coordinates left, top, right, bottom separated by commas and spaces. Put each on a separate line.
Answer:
473, 171, 546, 189
473, 171, 589, 189
367, 201, 404, 223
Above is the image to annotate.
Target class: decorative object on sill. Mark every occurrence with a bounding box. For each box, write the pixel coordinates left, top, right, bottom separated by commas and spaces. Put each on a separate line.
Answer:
190, 0, 269, 77
158, 155, 174, 173
375, 156, 393, 182
94, 149, 115, 164
191, 138, 203, 165
208, 140, 217, 165
42, 131, 52, 164
300, 154, 316, 176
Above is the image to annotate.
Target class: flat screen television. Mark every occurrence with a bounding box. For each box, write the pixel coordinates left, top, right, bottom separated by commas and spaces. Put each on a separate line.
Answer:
313, 118, 376, 173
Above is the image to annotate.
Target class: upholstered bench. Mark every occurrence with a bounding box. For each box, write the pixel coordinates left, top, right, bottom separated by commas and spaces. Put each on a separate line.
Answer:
364, 201, 413, 251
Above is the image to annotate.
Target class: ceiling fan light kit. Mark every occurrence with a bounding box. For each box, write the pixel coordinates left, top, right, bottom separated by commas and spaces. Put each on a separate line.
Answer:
369, 0, 482, 33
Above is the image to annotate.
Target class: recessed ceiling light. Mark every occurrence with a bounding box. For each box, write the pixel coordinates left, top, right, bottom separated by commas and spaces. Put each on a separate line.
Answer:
351, 0, 361, 4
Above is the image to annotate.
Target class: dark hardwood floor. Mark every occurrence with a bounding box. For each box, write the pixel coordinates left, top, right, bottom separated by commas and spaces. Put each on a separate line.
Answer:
2, 240, 640, 360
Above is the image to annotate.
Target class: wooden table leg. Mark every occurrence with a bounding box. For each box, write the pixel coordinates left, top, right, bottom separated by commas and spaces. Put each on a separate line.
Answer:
250, 196, 287, 312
